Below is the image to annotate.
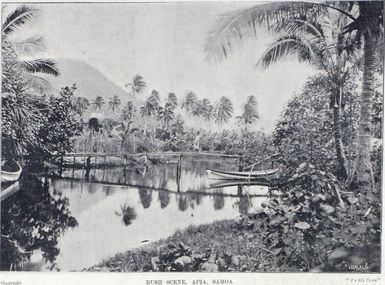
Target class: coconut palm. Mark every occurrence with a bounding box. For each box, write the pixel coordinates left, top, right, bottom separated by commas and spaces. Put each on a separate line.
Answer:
191, 100, 203, 117
213, 96, 233, 124
167, 93, 178, 109
205, 1, 383, 189
2, 5, 59, 93
171, 114, 185, 135
201, 98, 214, 121
257, 14, 361, 179
181, 91, 197, 114
91, 96, 105, 111
121, 101, 134, 122
125, 75, 146, 97
108, 95, 121, 111
161, 102, 175, 128
140, 91, 160, 134
148, 90, 161, 108
74, 97, 90, 115
237, 95, 259, 129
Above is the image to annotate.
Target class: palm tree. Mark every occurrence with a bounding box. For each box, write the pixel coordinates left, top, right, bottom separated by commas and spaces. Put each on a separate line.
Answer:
140, 91, 160, 134
237, 95, 259, 130
125, 75, 146, 97
205, 1, 383, 190
92, 96, 105, 111
171, 114, 185, 135
148, 90, 161, 108
256, 14, 360, 179
2, 5, 59, 93
213, 96, 233, 124
121, 101, 134, 122
108, 95, 121, 111
191, 100, 203, 117
74, 97, 90, 116
181, 91, 197, 114
161, 102, 175, 129
201, 98, 214, 121
167, 93, 178, 109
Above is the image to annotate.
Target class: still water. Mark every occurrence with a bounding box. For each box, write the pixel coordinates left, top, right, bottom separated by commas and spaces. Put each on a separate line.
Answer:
1, 158, 268, 271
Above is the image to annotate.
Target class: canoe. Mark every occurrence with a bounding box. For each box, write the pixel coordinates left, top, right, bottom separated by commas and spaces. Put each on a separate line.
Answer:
207, 179, 271, 189
1, 181, 20, 201
207, 168, 279, 180
1, 161, 22, 183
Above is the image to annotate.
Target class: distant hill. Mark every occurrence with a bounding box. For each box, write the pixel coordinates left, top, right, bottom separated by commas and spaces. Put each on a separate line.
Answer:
49, 58, 139, 119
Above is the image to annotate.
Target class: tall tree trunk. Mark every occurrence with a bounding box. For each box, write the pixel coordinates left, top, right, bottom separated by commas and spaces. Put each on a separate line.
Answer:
355, 33, 376, 191
333, 104, 347, 180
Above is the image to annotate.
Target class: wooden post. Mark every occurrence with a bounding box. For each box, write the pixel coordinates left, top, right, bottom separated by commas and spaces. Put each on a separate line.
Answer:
176, 155, 182, 192
59, 154, 64, 177
85, 156, 91, 181
237, 185, 242, 196
238, 155, 243, 172
72, 156, 76, 179
102, 155, 106, 182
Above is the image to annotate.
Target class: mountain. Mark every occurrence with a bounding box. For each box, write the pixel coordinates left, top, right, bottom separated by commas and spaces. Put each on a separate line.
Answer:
49, 58, 139, 119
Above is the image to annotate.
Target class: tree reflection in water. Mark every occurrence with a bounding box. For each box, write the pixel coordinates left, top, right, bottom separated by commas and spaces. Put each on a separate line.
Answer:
0, 173, 78, 271
212, 188, 225, 210
102, 185, 115, 196
158, 190, 170, 209
115, 203, 136, 226
177, 195, 188, 211
238, 194, 251, 215
138, 188, 153, 209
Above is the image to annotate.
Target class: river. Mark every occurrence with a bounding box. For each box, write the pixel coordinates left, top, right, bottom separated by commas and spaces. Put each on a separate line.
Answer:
0, 157, 269, 271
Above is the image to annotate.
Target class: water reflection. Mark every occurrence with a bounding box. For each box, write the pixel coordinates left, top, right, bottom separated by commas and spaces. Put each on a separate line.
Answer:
115, 204, 137, 226
0, 173, 78, 271
213, 188, 225, 210
158, 190, 170, 209
2, 159, 269, 271
138, 188, 153, 209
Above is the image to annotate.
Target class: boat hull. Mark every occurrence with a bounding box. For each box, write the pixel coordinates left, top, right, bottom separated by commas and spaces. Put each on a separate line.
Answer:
1, 162, 22, 182
207, 168, 278, 181
207, 179, 271, 189
1, 181, 20, 201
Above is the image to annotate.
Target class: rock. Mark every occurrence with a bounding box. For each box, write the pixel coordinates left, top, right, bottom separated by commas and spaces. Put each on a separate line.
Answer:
231, 256, 240, 266
151, 257, 160, 271
216, 257, 227, 270
175, 256, 192, 266
201, 262, 218, 272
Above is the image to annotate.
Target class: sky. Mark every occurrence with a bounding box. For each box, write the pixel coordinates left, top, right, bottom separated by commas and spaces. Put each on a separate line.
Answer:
4, 2, 317, 133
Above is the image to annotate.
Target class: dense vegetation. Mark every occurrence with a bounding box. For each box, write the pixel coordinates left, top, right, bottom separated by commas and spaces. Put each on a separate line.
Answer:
1, 2, 383, 273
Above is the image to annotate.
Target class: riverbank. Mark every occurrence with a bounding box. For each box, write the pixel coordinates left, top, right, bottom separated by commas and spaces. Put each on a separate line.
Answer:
84, 218, 272, 272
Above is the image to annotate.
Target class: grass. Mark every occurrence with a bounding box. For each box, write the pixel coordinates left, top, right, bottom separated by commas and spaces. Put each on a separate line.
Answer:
85, 219, 270, 272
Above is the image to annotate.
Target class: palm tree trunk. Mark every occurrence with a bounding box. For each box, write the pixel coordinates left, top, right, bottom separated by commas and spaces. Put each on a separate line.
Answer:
144, 118, 147, 135
355, 33, 376, 191
333, 105, 347, 180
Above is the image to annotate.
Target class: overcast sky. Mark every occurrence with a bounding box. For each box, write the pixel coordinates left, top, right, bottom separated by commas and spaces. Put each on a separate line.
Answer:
4, 2, 316, 133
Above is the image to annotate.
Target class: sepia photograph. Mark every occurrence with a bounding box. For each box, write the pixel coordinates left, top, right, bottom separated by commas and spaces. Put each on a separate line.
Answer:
0, 0, 383, 278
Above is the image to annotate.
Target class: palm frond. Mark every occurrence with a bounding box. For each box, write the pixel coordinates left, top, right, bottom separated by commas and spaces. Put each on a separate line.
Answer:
2, 5, 38, 39
205, 1, 326, 62
274, 17, 325, 39
23, 73, 54, 94
11, 35, 46, 55
17, 58, 59, 76
257, 35, 313, 69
